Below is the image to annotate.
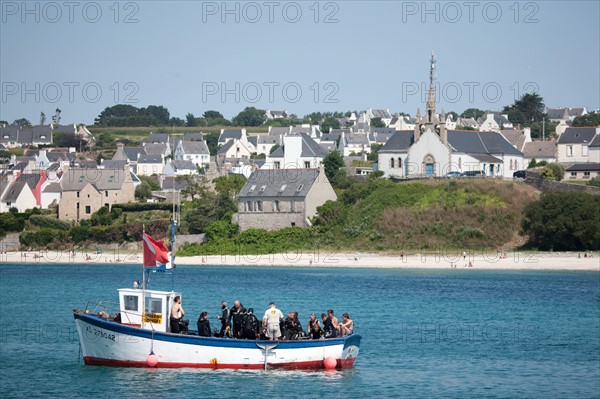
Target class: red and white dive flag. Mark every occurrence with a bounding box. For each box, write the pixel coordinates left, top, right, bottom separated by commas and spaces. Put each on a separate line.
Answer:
143, 233, 170, 267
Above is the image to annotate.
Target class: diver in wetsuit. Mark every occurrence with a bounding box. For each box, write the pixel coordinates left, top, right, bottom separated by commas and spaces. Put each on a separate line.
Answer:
197, 312, 211, 337
321, 313, 337, 338
216, 301, 229, 337
228, 300, 246, 339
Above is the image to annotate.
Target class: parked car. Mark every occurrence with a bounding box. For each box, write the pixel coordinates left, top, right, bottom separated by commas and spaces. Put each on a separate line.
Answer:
445, 171, 462, 178
513, 170, 526, 179
461, 170, 485, 177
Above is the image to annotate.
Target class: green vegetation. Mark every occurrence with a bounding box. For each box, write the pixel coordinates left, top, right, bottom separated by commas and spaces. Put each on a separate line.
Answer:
178, 179, 539, 256
523, 192, 600, 250
541, 163, 565, 181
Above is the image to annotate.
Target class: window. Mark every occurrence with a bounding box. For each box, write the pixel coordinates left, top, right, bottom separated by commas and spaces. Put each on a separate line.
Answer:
124, 295, 139, 311
78, 176, 84, 182
105, 191, 108, 197
510, 160, 513, 170
77, 191, 80, 198
257, 201, 263, 211
274, 162, 281, 169
584, 171, 590, 178
291, 200, 296, 211
85, 206, 91, 214
246, 201, 253, 212
567, 145, 573, 157
304, 161, 310, 168
458, 157, 462, 169
6, 202, 11, 206
390, 158, 395, 168
274, 200, 280, 212
145, 297, 162, 314
297, 184, 303, 191
249, 185, 256, 192
291, 222, 296, 227
398, 158, 402, 168
108, 176, 114, 182
570, 171, 577, 177
583, 146, 588, 156
260, 185, 266, 192
279, 184, 287, 192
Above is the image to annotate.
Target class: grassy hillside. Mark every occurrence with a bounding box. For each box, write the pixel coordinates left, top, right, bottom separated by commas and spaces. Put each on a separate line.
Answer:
179, 179, 540, 256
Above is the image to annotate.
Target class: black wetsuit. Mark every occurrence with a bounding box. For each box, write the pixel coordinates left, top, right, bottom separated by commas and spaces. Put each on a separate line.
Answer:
323, 317, 337, 338
228, 305, 246, 338
308, 319, 322, 339
241, 313, 260, 339
284, 317, 303, 340
218, 307, 229, 337
197, 317, 211, 337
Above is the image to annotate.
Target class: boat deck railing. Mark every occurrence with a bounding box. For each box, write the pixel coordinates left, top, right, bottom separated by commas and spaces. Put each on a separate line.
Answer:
83, 300, 140, 327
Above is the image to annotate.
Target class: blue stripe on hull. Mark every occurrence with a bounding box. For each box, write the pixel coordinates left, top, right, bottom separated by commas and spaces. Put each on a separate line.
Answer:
74, 312, 361, 349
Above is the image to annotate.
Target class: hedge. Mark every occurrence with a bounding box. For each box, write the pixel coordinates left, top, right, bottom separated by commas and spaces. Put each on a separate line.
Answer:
111, 203, 174, 212
29, 215, 71, 231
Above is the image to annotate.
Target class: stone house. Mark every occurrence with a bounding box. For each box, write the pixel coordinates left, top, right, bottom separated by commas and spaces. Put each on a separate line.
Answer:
234, 167, 336, 231
58, 166, 135, 221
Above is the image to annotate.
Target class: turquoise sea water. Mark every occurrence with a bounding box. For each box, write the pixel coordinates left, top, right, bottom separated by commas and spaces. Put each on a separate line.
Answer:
0, 263, 599, 398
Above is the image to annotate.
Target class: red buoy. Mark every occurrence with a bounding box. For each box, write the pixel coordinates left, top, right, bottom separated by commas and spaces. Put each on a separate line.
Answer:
146, 352, 159, 367
324, 356, 337, 370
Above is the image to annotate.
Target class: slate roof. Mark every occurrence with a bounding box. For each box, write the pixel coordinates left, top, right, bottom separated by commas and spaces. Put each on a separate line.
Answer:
268, 145, 284, 158
522, 141, 557, 159
268, 127, 290, 135
148, 133, 169, 143
378, 131, 414, 152
257, 135, 281, 145
320, 143, 337, 152
0, 125, 19, 142
170, 160, 196, 170
101, 159, 128, 169
16, 173, 42, 189
52, 124, 77, 134
1, 180, 28, 202
499, 130, 526, 150
47, 163, 61, 172
469, 154, 503, 163
380, 130, 522, 156
179, 140, 209, 155
238, 168, 321, 199
477, 112, 512, 127
219, 129, 242, 143
144, 143, 169, 156
183, 133, 203, 141
369, 132, 394, 144
43, 182, 62, 193
565, 163, 600, 171
117, 146, 144, 161
546, 108, 569, 120
300, 133, 328, 157
345, 133, 370, 146
568, 108, 586, 117
371, 128, 396, 135
370, 109, 392, 118
589, 134, 600, 148
248, 136, 258, 147
60, 168, 129, 191
138, 154, 163, 164
320, 133, 341, 142
558, 127, 598, 144
217, 140, 235, 154
161, 176, 190, 190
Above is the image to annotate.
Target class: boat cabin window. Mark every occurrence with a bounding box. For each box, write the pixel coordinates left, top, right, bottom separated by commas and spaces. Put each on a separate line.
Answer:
124, 295, 139, 311
145, 297, 162, 314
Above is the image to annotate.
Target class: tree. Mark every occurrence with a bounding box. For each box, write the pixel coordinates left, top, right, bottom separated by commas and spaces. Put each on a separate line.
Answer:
324, 151, 344, 182
186, 113, 198, 127
370, 117, 386, 128
13, 118, 32, 127
95, 133, 115, 149
460, 108, 484, 119
214, 175, 246, 199
54, 132, 87, 148
572, 111, 600, 127
52, 108, 62, 125
135, 182, 152, 201
231, 107, 266, 126
169, 117, 185, 126
503, 93, 545, 125
203, 110, 224, 119
367, 143, 382, 162
321, 117, 341, 133
522, 192, 600, 250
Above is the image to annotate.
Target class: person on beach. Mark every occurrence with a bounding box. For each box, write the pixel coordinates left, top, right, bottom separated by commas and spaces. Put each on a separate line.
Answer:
307, 313, 323, 339
337, 313, 354, 337
170, 296, 185, 333
263, 302, 284, 340
197, 311, 211, 337
228, 300, 246, 338
216, 301, 229, 337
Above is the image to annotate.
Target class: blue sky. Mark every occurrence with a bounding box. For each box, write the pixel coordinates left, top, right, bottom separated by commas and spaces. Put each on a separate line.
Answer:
1, 0, 599, 124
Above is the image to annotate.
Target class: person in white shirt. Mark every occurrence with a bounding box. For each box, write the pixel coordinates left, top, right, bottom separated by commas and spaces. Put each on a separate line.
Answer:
262, 302, 284, 340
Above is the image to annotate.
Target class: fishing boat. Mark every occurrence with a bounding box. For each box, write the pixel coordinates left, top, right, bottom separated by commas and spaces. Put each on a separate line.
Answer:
73, 221, 361, 370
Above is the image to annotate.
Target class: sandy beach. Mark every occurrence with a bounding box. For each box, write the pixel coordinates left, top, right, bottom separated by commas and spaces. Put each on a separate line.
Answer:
1, 250, 598, 271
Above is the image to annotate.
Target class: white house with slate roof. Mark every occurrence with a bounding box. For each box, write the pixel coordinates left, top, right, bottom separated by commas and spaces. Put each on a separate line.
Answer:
137, 154, 164, 176
477, 112, 514, 132
174, 140, 210, 167
234, 167, 336, 231
162, 160, 197, 176
263, 133, 328, 169
557, 127, 600, 164
379, 53, 523, 179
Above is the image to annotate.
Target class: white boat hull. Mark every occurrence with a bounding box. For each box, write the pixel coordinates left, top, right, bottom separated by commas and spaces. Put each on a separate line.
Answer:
74, 311, 361, 369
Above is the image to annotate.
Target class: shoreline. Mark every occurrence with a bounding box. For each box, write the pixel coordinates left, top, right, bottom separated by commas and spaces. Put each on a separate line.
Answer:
0, 250, 598, 271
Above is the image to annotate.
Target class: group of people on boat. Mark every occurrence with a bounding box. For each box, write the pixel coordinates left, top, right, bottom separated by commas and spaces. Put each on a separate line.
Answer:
170, 298, 353, 340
